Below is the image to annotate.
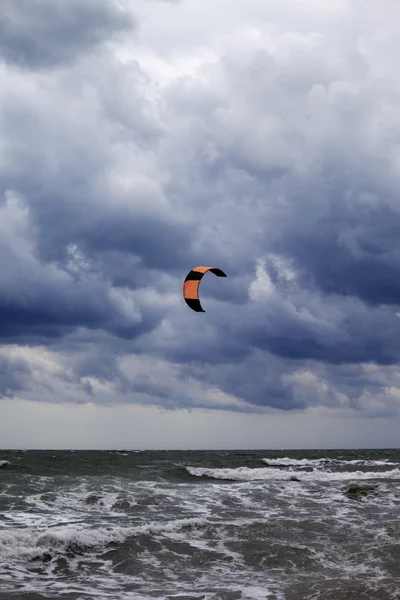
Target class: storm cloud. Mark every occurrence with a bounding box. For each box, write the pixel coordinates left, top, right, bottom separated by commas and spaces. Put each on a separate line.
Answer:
0, 0, 135, 68
1, 0, 400, 438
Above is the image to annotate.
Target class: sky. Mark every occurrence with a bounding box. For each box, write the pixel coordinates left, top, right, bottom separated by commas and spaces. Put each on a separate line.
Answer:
1, 0, 400, 449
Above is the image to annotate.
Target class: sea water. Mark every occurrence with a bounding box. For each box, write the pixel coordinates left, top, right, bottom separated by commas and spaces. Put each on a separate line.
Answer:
1, 449, 400, 599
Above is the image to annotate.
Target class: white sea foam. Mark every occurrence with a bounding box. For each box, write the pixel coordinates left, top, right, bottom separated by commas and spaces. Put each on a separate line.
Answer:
240, 585, 285, 600
2, 451, 400, 600
0, 515, 210, 564
262, 457, 398, 467
23, 481, 140, 522
186, 465, 400, 482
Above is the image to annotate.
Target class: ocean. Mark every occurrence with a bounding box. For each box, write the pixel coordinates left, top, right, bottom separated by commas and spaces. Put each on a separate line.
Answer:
0, 449, 400, 600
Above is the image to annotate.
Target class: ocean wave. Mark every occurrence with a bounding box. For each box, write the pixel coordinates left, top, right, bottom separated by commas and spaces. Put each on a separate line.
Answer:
262, 457, 398, 468
0, 516, 209, 562
186, 466, 400, 482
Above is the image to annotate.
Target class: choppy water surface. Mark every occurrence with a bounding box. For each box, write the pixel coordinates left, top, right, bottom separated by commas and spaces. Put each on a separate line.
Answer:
1, 449, 400, 599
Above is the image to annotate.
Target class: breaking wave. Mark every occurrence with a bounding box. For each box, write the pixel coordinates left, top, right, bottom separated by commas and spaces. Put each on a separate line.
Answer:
186, 466, 400, 482
262, 457, 398, 468
0, 516, 208, 563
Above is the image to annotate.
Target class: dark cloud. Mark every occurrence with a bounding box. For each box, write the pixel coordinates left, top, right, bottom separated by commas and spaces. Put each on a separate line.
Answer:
0, 343, 99, 403
1, 0, 400, 417
0, 0, 135, 69
261, 147, 400, 307
0, 353, 28, 398
0, 193, 164, 342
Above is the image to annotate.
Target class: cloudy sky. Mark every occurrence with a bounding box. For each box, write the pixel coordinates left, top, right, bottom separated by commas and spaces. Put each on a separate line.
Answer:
1, 0, 400, 449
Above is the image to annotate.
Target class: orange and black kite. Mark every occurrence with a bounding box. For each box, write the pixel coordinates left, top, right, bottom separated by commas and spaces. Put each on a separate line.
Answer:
183, 266, 227, 312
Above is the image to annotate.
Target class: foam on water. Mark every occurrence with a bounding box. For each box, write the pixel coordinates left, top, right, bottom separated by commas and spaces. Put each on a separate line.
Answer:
262, 457, 398, 467
186, 465, 400, 481
1, 449, 400, 599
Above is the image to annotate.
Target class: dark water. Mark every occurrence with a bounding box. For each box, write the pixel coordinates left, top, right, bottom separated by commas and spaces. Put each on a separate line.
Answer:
1, 449, 400, 599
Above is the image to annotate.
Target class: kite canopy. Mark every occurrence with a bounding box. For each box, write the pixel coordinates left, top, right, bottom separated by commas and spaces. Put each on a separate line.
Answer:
183, 266, 227, 312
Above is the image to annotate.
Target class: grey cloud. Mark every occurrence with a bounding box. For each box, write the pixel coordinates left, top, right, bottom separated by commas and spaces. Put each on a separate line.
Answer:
0, 193, 163, 342
272, 199, 400, 307
2, 0, 400, 419
236, 291, 400, 366
0, 0, 135, 69
0, 46, 185, 343
160, 40, 400, 314
0, 345, 97, 403
0, 354, 28, 398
